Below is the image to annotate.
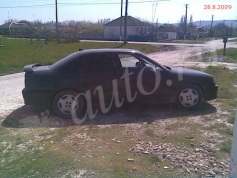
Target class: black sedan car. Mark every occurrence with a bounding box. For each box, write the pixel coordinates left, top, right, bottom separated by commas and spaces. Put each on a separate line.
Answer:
22, 48, 218, 119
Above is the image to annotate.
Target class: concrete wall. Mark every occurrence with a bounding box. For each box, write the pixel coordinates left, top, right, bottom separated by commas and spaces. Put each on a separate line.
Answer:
104, 26, 141, 40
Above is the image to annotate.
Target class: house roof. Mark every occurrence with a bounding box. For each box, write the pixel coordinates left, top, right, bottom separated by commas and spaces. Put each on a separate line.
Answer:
189, 27, 208, 33
0, 22, 29, 29
10, 22, 29, 29
196, 27, 208, 33
105, 16, 146, 27
0, 22, 11, 29
157, 25, 181, 33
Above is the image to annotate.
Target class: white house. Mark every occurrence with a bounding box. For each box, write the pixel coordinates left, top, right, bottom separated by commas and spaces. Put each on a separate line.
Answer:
157, 25, 183, 40
0, 22, 29, 36
104, 16, 150, 40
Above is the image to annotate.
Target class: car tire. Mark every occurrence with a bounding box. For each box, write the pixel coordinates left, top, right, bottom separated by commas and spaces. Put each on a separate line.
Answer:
52, 90, 86, 118
176, 85, 204, 110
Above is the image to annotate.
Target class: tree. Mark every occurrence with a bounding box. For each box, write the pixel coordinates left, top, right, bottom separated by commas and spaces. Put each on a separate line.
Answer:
212, 22, 232, 37
179, 15, 185, 31
188, 15, 196, 29
97, 18, 111, 24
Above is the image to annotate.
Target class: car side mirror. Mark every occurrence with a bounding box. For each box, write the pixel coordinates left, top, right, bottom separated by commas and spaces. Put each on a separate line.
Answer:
143, 65, 156, 75
136, 62, 142, 68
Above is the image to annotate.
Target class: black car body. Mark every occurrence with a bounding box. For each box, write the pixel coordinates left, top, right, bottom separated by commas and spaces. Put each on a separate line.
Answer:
22, 48, 218, 118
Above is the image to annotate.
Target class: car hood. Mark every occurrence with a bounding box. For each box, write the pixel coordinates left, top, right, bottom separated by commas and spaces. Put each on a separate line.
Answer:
169, 66, 212, 78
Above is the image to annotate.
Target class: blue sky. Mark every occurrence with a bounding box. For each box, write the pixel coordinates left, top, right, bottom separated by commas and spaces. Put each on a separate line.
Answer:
0, 0, 236, 25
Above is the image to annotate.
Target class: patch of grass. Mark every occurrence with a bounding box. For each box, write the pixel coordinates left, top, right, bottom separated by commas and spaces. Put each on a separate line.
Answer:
208, 122, 226, 130
228, 115, 236, 124
0, 37, 159, 76
144, 129, 155, 137
219, 128, 233, 136
216, 48, 237, 62
193, 66, 236, 110
202, 48, 237, 63
1, 149, 83, 178
150, 155, 161, 164
157, 120, 205, 149
220, 139, 232, 154
203, 66, 237, 101
207, 123, 233, 136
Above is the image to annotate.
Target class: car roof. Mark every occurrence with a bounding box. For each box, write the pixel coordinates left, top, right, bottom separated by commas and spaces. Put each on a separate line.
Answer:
76, 48, 141, 55
50, 48, 142, 70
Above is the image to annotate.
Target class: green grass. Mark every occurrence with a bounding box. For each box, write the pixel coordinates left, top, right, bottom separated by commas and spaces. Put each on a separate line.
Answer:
0, 37, 159, 76
207, 122, 233, 137
203, 66, 237, 101
0, 126, 79, 177
201, 48, 237, 63
228, 115, 236, 124
195, 66, 236, 158
2, 150, 81, 177
220, 139, 232, 154
144, 129, 155, 137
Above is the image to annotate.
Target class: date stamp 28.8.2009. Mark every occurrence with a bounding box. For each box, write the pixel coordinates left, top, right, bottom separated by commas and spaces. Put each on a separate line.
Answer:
204, 4, 232, 10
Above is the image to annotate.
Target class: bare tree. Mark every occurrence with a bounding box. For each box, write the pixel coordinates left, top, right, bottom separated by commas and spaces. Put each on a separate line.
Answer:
189, 15, 195, 29
179, 15, 185, 32
213, 22, 233, 37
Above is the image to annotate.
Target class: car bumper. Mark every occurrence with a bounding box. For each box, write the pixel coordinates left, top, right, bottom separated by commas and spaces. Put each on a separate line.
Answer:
205, 84, 218, 101
22, 88, 54, 108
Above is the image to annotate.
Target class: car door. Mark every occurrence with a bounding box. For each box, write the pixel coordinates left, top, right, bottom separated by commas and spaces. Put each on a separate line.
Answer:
118, 53, 145, 103
77, 53, 120, 105
118, 53, 172, 104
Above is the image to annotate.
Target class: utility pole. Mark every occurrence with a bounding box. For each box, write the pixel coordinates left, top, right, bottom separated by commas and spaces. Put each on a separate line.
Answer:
124, 0, 128, 44
152, 3, 158, 23
210, 15, 214, 37
184, 4, 188, 40
120, 0, 123, 41
55, 0, 59, 43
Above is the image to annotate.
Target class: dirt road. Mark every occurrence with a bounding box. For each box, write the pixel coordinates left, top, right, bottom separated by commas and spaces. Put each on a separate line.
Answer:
0, 38, 237, 118
0, 72, 24, 118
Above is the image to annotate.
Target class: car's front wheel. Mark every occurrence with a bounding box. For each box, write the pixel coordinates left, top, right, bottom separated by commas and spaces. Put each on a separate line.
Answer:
52, 90, 85, 118
176, 85, 204, 110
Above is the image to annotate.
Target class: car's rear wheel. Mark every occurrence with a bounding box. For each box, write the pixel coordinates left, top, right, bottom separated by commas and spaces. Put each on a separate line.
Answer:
52, 90, 85, 118
176, 85, 204, 110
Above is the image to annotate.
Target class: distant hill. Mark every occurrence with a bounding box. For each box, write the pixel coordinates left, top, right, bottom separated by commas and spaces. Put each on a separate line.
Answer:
192, 20, 237, 28
157, 20, 237, 28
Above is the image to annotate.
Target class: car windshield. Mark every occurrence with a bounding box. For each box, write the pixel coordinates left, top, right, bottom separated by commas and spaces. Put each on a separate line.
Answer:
135, 53, 166, 70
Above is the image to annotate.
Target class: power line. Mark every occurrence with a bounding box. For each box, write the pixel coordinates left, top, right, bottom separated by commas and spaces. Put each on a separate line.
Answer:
0, 4, 54, 8
0, 1, 158, 8
60, 1, 157, 5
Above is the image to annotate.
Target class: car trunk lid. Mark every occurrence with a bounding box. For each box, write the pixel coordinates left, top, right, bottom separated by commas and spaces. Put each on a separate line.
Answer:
24, 63, 42, 73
